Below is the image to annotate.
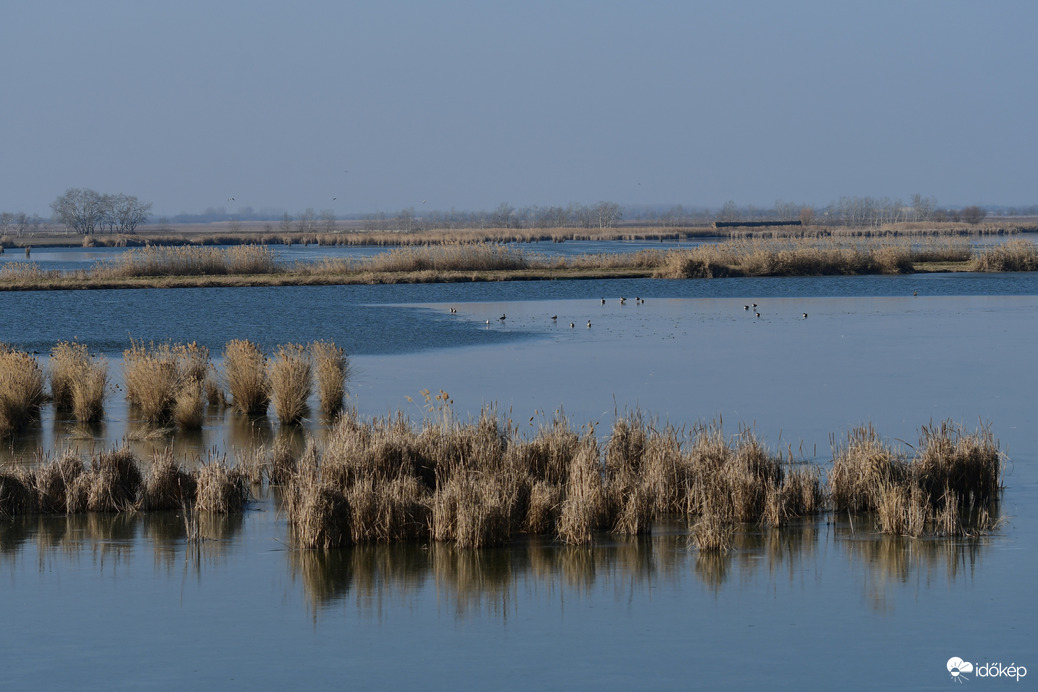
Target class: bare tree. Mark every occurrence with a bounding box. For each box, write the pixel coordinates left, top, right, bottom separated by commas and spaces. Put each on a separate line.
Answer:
962, 205, 986, 225
296, 208, 317, 234
911, 194, 937, 222
51, 188, 107, 235
491, 202, 515, 228
110, 194, 151, 233
320, 209, 336, 232
716, 200, 739, 223
592, 201, 622, 228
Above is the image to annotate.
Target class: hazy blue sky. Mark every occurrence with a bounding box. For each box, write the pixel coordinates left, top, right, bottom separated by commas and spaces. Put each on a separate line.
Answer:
2, 1, 1035, 218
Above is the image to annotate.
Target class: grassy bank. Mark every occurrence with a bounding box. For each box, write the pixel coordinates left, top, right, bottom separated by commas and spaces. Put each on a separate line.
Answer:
2, 237, 1037, 291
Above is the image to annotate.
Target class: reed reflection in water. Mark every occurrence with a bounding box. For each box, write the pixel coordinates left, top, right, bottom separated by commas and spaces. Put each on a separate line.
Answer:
0, 510, 245, 575
285, 518, 993, 620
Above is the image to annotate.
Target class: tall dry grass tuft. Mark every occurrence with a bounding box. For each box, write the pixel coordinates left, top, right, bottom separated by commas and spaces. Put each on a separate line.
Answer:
363, 242, 529, 273
66, 448, 143, 513
351, 475, 431, 543
654, 239, 920, 279
828, 424, 908, 513
557, 432, 606, 544
604, 412, 654, 535
286, 441, 352, 549
195, 460, 250, 513
0, 470, 37, 516
969, 238, 1038, 272
267, 433, 300, 485
123, 340, 179, 423
142, 449, 198, 510
509, 413, 580, 487
122, 340, 210, 427
0, 346, 46, 437
310, 340, 350, 416
874, 421, 1004, 537
174, 377, 205, 429
50, 341, 88, 410
431, 471, 513, 548
93, 244, 279, 278
224, 339, 269, 415
31, 451, 85, 513
914, 420, 1002, 509
268, 343, 312, 424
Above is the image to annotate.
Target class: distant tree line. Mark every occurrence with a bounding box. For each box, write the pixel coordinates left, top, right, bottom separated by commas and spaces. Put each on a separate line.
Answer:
0, 211, 45, 237
706, 195, 989, 228
0, 191, 1005, 240
50, 188, 152, 235
359, 201, 624, 232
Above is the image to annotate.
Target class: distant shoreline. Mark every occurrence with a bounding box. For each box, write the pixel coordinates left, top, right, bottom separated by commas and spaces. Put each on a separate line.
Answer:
2, 220, 1036, 251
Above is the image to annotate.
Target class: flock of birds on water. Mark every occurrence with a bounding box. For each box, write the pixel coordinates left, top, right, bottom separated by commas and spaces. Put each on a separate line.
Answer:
448, 297, 811, 330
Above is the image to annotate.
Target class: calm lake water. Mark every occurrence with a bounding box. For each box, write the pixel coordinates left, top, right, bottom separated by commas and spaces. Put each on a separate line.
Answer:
1, 272, 1036, 690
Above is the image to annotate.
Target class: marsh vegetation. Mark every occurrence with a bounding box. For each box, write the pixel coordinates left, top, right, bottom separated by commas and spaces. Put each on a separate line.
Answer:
2, 235, 1037, 290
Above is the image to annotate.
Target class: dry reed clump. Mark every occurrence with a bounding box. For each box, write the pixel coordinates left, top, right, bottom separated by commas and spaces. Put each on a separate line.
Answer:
828, 424, 909, 513
682, 424, 822, 547
875, 421, 1003, 537
0, 346, 46, 437
279, 407, 1008, 549
557, 432, 607, 544
31, 451, 85, 514
0, 470, 36, 517
50, 341, 87, 410
93, 244, 279, 278
224, 339, 269, 415
267, 433, 300, 485
604, 413, 654, 535
969, 238, 1038, 272
507, 413, 580, 487
640, 425, 692, 515
322, 412, 428, 488
291, 479, 352, 549
310, 340, 350, 416
363, 242, 529, 273
65, 448, 144, 513
194, 461, 250, 513
431, 471, 516, 548
122, 340, 211, 427
523, 480, 562, 534
51, 341, 111, 422
174, 377, 205, 429
141, 449, 198, 511
655, 239, 919, 279
268, 343, 312, 424
286, 442, 352, 549
350, 475, 431, 543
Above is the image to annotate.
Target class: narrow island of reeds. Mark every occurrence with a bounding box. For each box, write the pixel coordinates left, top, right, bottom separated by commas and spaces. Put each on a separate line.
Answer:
0, 398, 1004, 550
1, 236, 1037, 290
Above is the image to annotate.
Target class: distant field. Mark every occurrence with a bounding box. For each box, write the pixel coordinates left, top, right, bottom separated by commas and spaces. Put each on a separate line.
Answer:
2, 218, 1037, 250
